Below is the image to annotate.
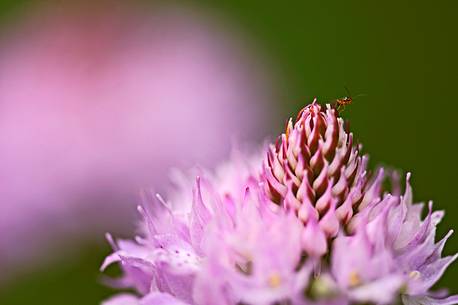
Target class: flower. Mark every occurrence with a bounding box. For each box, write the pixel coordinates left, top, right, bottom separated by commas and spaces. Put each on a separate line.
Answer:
331, 174, 458, 305
193, 186, 309, 305
101, 152, 266, 304
0, 3, 275, 273
262, 101, 384, 256
101, 102, 457, 305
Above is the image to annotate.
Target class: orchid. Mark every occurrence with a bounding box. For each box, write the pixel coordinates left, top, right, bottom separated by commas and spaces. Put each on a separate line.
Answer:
101, 101, 457, 305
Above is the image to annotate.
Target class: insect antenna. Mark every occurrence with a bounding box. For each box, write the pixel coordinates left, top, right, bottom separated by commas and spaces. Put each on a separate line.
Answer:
344, 85, 352, 98
353, 93, 367, 99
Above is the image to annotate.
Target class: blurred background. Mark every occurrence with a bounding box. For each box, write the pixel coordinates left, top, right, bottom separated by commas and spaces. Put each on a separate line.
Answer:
0, 0, 456, 304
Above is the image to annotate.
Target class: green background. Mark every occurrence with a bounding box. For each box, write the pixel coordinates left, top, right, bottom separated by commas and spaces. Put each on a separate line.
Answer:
0, 0, 457, 304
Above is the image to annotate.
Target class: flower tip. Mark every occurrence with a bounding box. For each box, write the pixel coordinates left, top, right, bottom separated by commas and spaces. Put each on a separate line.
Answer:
155, 193, 167, 206
406, 172, 412, 181
194, 176, 204, 194
105, 232, 113, 242
105, 233, 118, 250
450, 253, 458, 266
137, 205, 145, 215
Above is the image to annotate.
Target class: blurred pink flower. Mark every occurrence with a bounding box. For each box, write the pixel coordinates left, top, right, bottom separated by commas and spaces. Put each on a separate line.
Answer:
0, 4, 275, 271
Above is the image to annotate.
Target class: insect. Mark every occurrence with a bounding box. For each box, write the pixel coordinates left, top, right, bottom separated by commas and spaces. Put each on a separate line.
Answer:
333, 87, 365, 112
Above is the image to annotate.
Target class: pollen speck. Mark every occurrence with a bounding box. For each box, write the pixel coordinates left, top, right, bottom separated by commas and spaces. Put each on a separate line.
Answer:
349, 271, 362, 287
409, 270, 421, 280
268, 273, 282, 288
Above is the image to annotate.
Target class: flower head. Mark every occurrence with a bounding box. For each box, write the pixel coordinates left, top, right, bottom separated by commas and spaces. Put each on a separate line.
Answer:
101, 102, 457, 305
262, 101, 384, 256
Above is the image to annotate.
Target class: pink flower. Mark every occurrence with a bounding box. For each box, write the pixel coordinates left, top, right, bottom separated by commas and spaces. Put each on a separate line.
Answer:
193, 186, 309, 305
0, 4, 275, 271
331, 174, 458, 304
262, 101, 383, 257
102, 102, 457, 305
101, 151, 262, 303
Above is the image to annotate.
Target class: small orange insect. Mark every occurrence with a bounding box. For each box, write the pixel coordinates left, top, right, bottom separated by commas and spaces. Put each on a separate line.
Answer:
333, 87, 364, 112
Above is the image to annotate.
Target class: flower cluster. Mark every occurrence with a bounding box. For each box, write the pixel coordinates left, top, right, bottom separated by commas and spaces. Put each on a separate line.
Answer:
101, 102, 457, 305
